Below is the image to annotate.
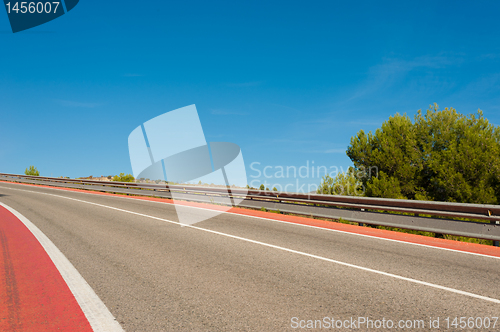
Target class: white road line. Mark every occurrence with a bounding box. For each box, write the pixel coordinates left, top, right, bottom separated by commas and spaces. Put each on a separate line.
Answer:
2, 185, 500, 305
0, 202, 124, 332
2, 181, 499, 260
172, 198, 500, 260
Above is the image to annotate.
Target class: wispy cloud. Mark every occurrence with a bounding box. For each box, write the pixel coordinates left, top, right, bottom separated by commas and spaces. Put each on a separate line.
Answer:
346, 55, 463, 102
292, 148, 347, 154
267, 103, 302, 114
226, 81, 263, 87
268, 138, 323, 144
54, 99, 104, 108
323, 149, 346, 153
348, 120, 384, 126
477, 53, 500, 60
210, 109, 248, 115
455, 73, 500, 96
295, 148, 346, 154
287, 117, 385, 129
254, 138, 348, 153
443, 73, 500, 113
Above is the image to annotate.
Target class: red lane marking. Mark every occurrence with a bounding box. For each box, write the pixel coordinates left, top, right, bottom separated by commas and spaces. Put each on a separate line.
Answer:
0, 205, 93, 332
2, 180, 500, 258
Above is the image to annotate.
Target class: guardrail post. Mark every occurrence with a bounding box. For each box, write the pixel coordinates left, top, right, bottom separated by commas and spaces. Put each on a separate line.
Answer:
4, 172, 500, 244
358, 208, 364, 226
492, 220, 500, 247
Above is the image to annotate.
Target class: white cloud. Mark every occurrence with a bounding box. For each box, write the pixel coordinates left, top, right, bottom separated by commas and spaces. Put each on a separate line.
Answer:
54, 99, 103, 108
210, 109, 248, 115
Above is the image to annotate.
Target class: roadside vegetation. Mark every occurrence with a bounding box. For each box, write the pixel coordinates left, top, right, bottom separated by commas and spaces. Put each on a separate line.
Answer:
112, 173, 135, 182
317, 104, 500, 245
25, 165, 39, 176
320, 104, 500, 202
317, 167, 364, 196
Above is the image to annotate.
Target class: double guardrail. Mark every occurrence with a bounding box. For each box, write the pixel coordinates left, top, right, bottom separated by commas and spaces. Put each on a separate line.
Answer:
1, 172, 499, 244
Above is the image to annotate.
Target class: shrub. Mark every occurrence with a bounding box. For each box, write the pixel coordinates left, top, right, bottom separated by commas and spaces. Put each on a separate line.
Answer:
25, 165, 40, 176
112, 173, 135, 182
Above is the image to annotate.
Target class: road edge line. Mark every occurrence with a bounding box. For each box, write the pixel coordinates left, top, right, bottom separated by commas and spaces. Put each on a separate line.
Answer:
2, 180, 499, 259
2, 190, 500, 305
0, 202, 123, 332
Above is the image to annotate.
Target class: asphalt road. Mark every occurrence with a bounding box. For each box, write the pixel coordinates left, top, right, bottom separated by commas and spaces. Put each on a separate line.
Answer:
1, 181, 499, 331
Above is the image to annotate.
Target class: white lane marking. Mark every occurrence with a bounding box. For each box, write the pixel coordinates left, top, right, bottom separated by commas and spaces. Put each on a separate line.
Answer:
164, 198, 500, 260
1, 181, 498, 260
0, 202, 124, 332
1, 186, 500, 305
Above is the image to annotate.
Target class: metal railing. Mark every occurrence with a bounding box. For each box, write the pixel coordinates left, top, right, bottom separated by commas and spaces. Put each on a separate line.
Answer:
1, 172, 499, 244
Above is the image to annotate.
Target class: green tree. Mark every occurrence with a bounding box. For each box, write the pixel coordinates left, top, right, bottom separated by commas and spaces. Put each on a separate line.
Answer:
317, 167, 364, 196
346, 104, 500, 204
112, 173, 135, 182
25, 165, 40, 176
259, 184, 265, 190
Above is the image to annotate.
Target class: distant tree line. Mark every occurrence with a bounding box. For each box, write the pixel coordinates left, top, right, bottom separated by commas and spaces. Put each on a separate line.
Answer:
22, 166, 136, 183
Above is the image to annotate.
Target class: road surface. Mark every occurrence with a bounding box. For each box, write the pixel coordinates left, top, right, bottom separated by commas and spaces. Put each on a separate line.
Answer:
0, 181, 499, 331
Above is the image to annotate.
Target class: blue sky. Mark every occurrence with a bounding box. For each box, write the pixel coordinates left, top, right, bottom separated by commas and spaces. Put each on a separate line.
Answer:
1, 1, 500, 192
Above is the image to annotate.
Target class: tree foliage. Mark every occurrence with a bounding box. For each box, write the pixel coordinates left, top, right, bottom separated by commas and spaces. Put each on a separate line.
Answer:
25, 165, 39, 176
112, 173, 135, 182
317, 167, 364, 196
347, 104, 500, 204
